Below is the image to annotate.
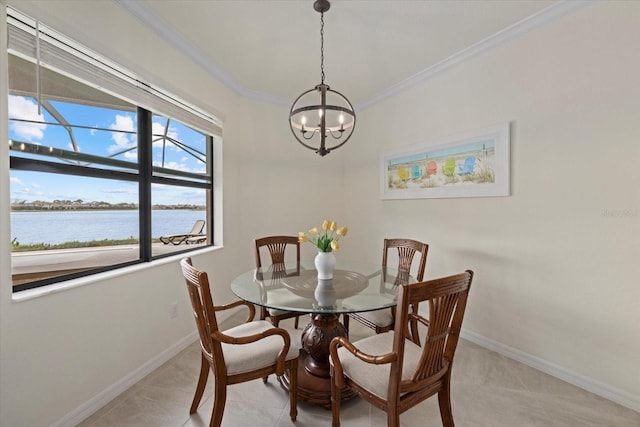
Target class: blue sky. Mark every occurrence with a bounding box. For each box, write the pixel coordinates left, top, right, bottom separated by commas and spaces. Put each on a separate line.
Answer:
9, 95, 207, 205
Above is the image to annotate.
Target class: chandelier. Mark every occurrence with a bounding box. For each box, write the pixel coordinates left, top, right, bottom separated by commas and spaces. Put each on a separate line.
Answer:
289, 0, 356, 157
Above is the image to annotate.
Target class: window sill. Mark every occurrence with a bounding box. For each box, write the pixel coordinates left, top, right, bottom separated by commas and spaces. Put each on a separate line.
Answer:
12, 245, 222, 302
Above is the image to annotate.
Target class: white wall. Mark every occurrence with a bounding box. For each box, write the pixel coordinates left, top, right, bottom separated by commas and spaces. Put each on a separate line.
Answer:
340, 0, 640, 409
0, 1, 342, 426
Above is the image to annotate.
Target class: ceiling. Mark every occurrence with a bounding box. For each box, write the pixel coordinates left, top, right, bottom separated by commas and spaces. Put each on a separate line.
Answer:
117, 0, 585, 110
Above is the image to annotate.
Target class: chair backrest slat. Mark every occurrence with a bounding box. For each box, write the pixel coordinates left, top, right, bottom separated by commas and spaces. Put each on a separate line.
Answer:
393, 270, 473, 392
383, 238, 429, 282
255, 236, 300, 268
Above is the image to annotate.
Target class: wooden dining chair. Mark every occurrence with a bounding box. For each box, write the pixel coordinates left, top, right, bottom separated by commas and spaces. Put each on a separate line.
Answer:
255, 236, 306, 329
330, 270, 474, 427
343, 238, 428, 334
180, 258, 298, 427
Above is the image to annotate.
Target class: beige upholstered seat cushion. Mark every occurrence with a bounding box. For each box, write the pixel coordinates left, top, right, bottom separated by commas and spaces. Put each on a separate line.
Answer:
264, 288, 305, 317
221, 320, 299, 375
267, 308, 295, 316
354, 308, 394, 327
265, 288, 302, 307
332, 332, 422, 400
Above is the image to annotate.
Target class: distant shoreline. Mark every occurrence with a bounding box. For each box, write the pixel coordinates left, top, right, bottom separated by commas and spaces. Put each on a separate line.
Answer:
11, 208, 206, 212
11, 202, 205, 212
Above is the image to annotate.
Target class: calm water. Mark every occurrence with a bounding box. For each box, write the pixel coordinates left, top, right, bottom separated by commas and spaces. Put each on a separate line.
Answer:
10, 210, 206, 245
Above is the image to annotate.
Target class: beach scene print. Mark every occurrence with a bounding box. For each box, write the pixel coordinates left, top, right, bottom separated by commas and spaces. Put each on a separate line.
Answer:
385, 139, 496, 191
381, 123, 510, 200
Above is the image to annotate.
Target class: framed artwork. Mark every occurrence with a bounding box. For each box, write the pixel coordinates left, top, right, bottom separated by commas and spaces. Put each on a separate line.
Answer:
380, 123, 510, 200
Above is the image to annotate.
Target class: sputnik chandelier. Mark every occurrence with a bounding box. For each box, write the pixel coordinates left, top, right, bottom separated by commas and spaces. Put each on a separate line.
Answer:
289, 0, 356, 157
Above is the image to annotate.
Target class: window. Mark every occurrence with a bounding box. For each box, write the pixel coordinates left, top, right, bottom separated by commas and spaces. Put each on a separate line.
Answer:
7, 7, 221, 292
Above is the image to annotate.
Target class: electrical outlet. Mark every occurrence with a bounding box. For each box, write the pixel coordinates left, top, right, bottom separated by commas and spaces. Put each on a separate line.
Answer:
169, 302, 178, 319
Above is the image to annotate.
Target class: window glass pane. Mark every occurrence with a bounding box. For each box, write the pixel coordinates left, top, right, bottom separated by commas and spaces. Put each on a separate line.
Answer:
8, 53, 138, 172
10, 171, 140, 289
152, 183, 208, 257
151, 114, 208, 182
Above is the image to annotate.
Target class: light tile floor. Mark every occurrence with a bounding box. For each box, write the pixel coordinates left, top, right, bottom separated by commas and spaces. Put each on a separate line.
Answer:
78, 315, 640, 427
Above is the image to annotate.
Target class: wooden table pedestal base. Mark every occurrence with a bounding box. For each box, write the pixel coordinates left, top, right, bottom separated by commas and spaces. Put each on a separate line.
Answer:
279, 313, 358, 408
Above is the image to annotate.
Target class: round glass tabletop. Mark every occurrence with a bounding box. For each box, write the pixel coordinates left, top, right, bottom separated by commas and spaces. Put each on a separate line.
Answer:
230, 261, 415, 314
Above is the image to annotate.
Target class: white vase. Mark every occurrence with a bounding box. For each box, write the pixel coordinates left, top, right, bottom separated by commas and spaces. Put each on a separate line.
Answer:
314, 251, 336, 280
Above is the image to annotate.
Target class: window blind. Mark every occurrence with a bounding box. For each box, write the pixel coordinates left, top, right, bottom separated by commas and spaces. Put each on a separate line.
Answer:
7, 6, 222, 137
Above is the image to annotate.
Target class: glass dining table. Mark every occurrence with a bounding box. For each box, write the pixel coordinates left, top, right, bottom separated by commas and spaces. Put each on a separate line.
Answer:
230, 260, 416, 407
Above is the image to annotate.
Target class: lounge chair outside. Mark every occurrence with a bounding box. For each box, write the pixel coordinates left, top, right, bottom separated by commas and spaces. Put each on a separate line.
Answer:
159, 220, 205, 245
185, 235, 207, 245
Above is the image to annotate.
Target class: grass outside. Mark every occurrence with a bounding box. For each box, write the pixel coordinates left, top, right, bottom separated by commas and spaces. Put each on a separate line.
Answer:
11, 237, 162, 252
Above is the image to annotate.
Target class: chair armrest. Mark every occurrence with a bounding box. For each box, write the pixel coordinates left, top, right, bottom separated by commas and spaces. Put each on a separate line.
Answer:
213, 300, 256, 322
329, 336, 397, 387
213, 326, 291, 376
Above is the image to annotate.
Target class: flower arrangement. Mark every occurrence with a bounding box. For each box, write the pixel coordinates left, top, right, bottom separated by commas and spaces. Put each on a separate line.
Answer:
298, 219, 348, 252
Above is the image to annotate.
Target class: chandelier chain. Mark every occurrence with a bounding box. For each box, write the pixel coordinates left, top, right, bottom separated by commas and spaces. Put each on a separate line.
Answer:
320, 11, 325, 84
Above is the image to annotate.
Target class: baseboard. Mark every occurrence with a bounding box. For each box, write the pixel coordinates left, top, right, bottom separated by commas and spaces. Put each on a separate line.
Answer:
51, 331, 199, 427
460, 328, 640, 413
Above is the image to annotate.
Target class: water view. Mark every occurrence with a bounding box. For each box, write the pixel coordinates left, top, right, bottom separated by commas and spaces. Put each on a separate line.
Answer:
10, 210, 206, 245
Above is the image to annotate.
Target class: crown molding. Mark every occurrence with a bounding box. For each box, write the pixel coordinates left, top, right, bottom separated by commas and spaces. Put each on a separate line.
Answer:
355, 0, 593, 111
115, 0, 291, 107
116, 0, 592, 112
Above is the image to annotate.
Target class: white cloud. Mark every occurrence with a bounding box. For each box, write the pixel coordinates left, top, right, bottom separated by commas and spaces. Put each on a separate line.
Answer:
10, 176, 24, 186
8, 96, 46, 141
10, 177, 43, 201
101, 187, 137, 195
151, 120, 179, 148
153, 160, 189, 172
124, 150, 138, 161
108, 114, 136, 153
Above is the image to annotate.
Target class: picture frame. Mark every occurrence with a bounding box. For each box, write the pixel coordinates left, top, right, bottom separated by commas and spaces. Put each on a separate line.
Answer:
380, 123, 510, 200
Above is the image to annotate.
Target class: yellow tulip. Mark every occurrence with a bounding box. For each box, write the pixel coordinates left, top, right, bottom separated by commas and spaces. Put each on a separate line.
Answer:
309, 227, 319, 235
322, 219, 331, 230
337, 226, 348, 236
331, 240, 340, 251
298, 232, 308, 243
330, 221, 337, 231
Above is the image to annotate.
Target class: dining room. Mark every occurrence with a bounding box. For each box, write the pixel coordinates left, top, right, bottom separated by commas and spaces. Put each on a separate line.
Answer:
1, 1, 639, 427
